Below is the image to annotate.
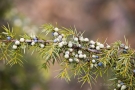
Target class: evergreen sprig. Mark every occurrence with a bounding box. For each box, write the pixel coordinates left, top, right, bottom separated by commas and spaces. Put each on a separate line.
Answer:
0, 24, 135, 90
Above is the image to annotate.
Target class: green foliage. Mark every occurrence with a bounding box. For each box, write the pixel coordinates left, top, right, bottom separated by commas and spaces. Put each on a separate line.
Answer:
0, 24, 135, 90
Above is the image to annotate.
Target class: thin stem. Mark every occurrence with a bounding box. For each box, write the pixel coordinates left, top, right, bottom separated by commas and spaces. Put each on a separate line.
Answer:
0, 39, 52, 43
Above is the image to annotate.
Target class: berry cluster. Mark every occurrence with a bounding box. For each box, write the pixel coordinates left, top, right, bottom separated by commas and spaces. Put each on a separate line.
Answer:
113, 80, 127, 90
12, 38, 24, 49
120, 44, 129, 54
11, 36, 45, 49
89, 40, 104, 50
90, 55, 104, 68
64, 50, 87, 63
52, 28, 112, 66
52, 28, 67, 47
51, 28, 113, 65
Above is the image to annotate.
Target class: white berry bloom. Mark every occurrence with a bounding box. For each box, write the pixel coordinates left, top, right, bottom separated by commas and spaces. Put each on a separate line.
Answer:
13, 45, 17, 49
90, 64, 94, 68
40, 44, 45, 48
84, 38, 89, 42
92, 59, 96, 63
117, 84, 121, 88
92, 55, 96, 58
53, 39, 57, 42
64, 54, 69, 59
20, 38, 25, 42
94, 64, 98, 67
15, 40, 20, 45
69, 58, 73, 62
75, 54, 78, 58
63, 41, 68, 45
96, 42, 101, 46
31, 41, 35, 46
56, 38, 60, 42
114, 89, 116, 90
96, 46, 100, 50
125, 46, 128, 49
68, 42, 73, 47
77, 44, 81, 47
79, 54, 83, 58
65, 51, 70, 54
90, 40, 95, 45
121, 85, 127, 90
118, 80, 121, 83
53, 32, 59, 36
61, 41, 65, 44
61, 41, 67, 45
74, 37, 78, 42
99, 44, 104, 48
90, 45, 95, 48
69, 48, 73, 52
79, 36, 84, 42
78, 50, 82, 54
106, 45, 111, 49
78, 44, 81, 47
74, 58, 79, 63
58, 42, 63, 47
58, 35, 63, 39
83, 54, 87, 58
54, 27, 59, 31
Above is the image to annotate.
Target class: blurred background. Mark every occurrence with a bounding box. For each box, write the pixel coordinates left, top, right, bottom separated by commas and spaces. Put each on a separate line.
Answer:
0, 0, 135, 90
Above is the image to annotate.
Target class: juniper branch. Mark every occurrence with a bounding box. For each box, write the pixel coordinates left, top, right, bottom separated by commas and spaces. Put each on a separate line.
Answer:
0, 24, 135, 90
